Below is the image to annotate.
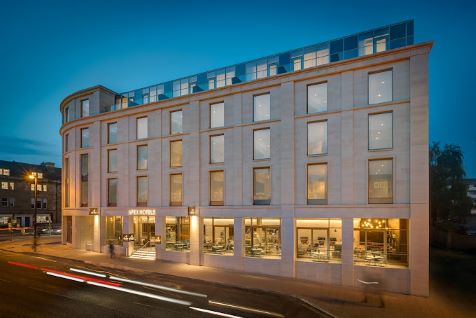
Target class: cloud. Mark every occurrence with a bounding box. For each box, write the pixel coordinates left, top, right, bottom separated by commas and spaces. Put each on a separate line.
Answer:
0, 136, 60, 163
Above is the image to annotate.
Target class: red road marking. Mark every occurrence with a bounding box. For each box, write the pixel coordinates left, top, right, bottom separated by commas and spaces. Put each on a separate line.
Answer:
7, 261, 39, 270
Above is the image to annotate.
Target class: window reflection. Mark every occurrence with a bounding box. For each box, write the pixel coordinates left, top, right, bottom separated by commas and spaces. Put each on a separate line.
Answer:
209, 171, 224, 205
369, 112, 393, 150
170, 140, 183, 167
369, 70, 392, 104
253, 94, 270, 122
210, 102, 224, 128
253, 129, 270, 160
307, 164, 327, 204
170, 174, 183, 206
368, 159, 393, 203
171, 110, 183, 134
307, 83, 327, 113
210, 135, 224, 163
307, 121, 327, 155
253, 167, 271, 205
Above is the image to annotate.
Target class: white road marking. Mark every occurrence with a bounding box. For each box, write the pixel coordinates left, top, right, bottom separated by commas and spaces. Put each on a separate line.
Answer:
189, 307, 244, 318
46, 272, 85, 283
209, 300, 284, 317
34, 256, 56, 262
86, 281, 192, 306
69, 268, 107, 278
109, 276, 207, 298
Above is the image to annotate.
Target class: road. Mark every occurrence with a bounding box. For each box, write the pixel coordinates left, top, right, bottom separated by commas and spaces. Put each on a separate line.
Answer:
0, 250, 327, 318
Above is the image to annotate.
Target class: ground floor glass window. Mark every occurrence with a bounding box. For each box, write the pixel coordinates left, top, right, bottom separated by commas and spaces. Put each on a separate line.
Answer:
166, 216, 190, 251
353, 218, 408, 267
244, 218, 281, 258
203, 218, 234, 255
296, 219, 342, 262
106, 216, 123, 245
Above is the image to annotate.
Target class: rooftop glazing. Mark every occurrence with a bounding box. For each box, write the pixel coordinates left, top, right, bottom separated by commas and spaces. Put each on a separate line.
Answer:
102, 20, 413, 113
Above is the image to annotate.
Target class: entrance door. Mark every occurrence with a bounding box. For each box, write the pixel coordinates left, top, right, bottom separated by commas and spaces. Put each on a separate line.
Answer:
133, 216, 156, 247
24, 217, 31, 227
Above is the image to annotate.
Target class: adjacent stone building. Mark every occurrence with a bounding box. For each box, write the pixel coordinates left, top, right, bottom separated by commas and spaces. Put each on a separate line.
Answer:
0, 160, 61, 226
59, 20, 431, 295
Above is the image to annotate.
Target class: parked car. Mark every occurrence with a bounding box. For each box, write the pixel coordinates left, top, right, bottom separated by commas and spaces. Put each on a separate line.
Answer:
40, 225, 62, 235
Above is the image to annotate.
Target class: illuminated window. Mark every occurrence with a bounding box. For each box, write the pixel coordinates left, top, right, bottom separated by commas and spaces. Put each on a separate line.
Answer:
166, 216, 190, 251
369, 112, 393, 150
369, 70, 392, 104
353, 218, 408, 267
307, 163, 327, 204
210, 135, 224, 164
210, 170, 224, 206
253, 167, 271, 205
308, 121, 327, 155
108, 178, 118, 207
307, 83, 327, 113
210, 102, 224, 128
253, 129, 270, 160
80, 154, 88, 207
170, 174, 183, 206
170, 140, 183, 168
136, 176, 148, 207
42, 184, 46, 192
296, 219, 342, 262
1, 182, 7, 190
203, 218, 234, 255
244, 218, 281, 258
368, 159, 393, 204
253, 94, 270, 122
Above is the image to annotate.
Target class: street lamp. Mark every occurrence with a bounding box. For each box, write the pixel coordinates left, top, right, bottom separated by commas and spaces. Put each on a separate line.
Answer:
28, 172, 42, 252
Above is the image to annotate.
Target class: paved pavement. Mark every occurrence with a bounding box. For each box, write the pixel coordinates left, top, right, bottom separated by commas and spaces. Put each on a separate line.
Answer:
1, 237, 474, 318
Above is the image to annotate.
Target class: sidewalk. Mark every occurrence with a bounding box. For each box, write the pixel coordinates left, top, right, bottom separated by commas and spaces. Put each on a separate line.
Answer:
0, 237, 473, 318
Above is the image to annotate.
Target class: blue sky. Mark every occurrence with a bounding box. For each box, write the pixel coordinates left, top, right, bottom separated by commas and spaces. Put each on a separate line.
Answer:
0, 0, 475, 177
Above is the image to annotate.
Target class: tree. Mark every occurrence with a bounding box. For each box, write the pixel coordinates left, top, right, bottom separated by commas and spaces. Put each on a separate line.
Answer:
430, 142, 473, 224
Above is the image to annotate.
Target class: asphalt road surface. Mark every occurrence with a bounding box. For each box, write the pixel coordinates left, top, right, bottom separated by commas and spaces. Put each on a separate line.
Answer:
0, 250, 330, 318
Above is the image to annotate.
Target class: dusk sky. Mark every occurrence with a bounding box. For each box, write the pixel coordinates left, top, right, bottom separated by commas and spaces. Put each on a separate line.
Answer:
0, 0, 474, 177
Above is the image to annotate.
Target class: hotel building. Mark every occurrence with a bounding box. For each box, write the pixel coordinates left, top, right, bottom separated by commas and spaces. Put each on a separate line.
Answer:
59, 20, 430, 295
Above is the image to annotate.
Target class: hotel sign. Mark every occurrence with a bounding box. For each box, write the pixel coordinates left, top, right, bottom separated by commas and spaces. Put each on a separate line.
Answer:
128, 208, 156, 216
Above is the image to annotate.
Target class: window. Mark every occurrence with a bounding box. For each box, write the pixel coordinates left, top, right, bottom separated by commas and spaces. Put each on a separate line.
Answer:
369, 70, 392, 104
170, 140, 183, 168
307, 163, 328, 204
81, 99, 89, 118
269, 64, 277, 76
368, 159, 393, 204
166, 217, 190, 251
359, 38, 373, 56
203, 218, 234, 255
30, 198, 34, 209
170, 174, 183, 206
1, 182, 7, 190
369, 112, 393, 150
253, 167, 271, 205
106, 216, 123, 245
244, 218, 281, 258
42, 184, 46, 192
80, 154, 88, 207
42, 198, 47, 209
80, 128, 89, 148
64, 158, 69, 208
296, 219, 342, 262
9, 197, 15, 207
246, 60, 268, 80
137, 145, 148, 170
307, 83, 327, 113
170, 110, 183, 134
353, 218, 408, 267
108, 149, 118, 173
210, 102, 224, 128
9, 182, 14, 190
253, 129, 270, 160
210, 171, 224, 205
65, 133, 69, 152
1, 169, 10, 176
64, 106, 70, 123
108, 122, 118, 144
308, 121, 327, 155
136, 176, 148, 206
210, 135, 224, 163
293, 58, 302, 71
1, 198, 7, 207
137, 117, 148, 139
376, 36, 387, 53
253, 94, 270, 122
108, 178, 118, 207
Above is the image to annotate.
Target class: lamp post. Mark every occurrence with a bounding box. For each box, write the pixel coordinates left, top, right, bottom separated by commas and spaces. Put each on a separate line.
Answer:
29, 172, 42, 252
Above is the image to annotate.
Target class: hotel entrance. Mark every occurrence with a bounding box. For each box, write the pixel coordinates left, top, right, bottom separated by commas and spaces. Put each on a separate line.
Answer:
133, 216, 156, 247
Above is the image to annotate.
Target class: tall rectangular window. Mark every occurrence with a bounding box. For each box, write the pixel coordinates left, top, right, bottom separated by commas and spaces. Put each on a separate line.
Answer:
108, 149, 118, 173
368, 159, 393, 204
80, 128, 89, 148
106, 216, 123, 245
253, 94, 270, 122
253, 128, 270, 160
108, 178, 118, 207
210, 102, 224, 128
210, 134, 224, 163
64, 106, 69, 123
307, 164, 328, 204
369, 70, 392, 104
80, 154, 88, 207
64, 158, 69, 208
296, 219, 342, 262
81, 99, 89, 118
165, 216, 190, 251
170, 110, 183, 134
170, 173, 183, 206
137, 145, 148, 170
170, 140, 183, 168
369, 112, 393, 150
108, 122, 118, 144
210, 170, 224, 206
244, 218, 281, 258
203, 218, 234, 255
253, 167, 271, 205
136, 176, 148, 206
308, 121, 327, 155
137, 117, 148, 139
307, 83, 327, 113
64, 133, 69, 152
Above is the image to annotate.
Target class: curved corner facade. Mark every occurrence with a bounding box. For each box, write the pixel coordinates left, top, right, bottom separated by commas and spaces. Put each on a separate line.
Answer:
60, 21, 430, 296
